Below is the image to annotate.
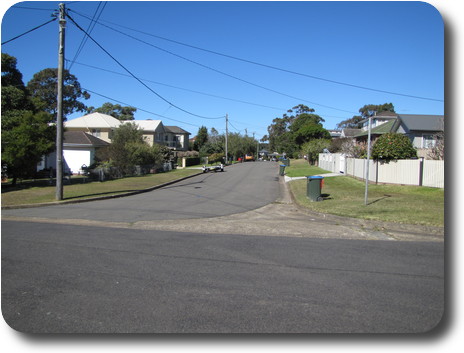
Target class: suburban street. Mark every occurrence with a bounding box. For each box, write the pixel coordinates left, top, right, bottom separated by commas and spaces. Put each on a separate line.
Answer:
1, 162, 444, 333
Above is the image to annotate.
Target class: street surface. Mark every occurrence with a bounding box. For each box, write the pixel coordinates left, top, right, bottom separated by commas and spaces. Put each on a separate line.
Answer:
2, 162, 280, 222
1, 162, 444, 333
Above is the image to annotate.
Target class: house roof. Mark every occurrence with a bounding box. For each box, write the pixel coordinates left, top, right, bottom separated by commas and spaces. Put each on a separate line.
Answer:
65, 112, 121, 128
355, 120, 396, 137
397, 114, 444, 132
65, 113, 190, 135
341, 128, 361, 137
63, 131, 110, 147
125, 119, 163, 132
165, 126, 190, 134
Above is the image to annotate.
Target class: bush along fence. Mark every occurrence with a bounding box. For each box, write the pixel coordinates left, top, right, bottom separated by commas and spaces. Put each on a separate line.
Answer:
318, 153, 444, 188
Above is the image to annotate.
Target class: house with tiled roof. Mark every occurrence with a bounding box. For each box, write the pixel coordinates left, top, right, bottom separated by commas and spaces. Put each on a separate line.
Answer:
39, 113, 191, 174
64, 113, 190, 151
354, 112, 444, 158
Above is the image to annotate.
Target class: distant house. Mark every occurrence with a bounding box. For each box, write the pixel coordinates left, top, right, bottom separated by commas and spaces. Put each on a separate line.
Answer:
164, 126, 191, 150
64, 113, 190, 151
354, 113, 444, 159
328, 130, 342, 139
39, 113, 191, 174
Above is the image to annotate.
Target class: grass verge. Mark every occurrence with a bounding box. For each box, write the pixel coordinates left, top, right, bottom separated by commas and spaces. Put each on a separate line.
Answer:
284, 159, 331, 177
1, 169, 200, 206
288, 175, 444, 226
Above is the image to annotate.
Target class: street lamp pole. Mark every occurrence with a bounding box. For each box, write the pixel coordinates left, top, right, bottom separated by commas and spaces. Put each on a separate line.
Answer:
364, 112, 374, 205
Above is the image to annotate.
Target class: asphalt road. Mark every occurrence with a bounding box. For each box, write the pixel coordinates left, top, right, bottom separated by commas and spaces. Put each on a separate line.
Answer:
1, 162, 280, 222
1, 161, 445, 333
2, 221, 444, 333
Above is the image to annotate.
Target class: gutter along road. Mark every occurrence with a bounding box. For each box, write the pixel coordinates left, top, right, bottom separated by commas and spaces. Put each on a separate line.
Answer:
1, 162, 444, 333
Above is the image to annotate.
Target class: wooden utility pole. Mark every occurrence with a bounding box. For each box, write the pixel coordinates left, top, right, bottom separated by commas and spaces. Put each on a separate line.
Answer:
56, 3, 66, 200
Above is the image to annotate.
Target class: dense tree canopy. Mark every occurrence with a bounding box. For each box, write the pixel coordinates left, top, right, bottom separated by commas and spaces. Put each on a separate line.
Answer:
358, 103, 395, 118
266, 104, 330, 156
87, 102, 136, 120
26, 68, 90, 120
1, 53, 55, 185
193, 126, 208, 151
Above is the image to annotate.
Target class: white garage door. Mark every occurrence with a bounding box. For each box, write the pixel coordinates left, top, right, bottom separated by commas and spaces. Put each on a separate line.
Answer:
63, 150, 91, 174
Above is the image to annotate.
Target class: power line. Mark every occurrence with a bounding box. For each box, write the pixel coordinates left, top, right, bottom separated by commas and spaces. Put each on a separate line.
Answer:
1, 17, 57, 45
66, 12, 225, 120
68, 1, 107, 71
82, 87, 201, 127
67, 59, 286, 111
67, 11, 356, 115
10, 5, 56, 11
70, 9, 443, 103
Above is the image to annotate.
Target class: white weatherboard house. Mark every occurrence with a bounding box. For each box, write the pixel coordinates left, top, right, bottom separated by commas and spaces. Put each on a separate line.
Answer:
39, 113, 191, 174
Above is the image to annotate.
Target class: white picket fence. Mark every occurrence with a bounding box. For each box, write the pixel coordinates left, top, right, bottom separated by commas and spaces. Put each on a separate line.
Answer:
318, 153, 444, 188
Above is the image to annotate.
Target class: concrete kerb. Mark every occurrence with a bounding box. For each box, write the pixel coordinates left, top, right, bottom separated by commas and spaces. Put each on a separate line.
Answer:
1, 171, 204, 210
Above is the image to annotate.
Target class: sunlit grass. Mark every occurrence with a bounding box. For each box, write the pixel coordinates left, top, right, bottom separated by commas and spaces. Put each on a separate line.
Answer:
1, 169, 200, 206
289, 176, 444, 226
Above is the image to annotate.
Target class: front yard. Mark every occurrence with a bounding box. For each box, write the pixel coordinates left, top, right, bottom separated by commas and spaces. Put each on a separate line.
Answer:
1, 168, 200, 207
287, 164, 444, 227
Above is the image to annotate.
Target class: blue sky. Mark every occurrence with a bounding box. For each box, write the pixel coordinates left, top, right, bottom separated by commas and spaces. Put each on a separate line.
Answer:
2, 1, 445, 140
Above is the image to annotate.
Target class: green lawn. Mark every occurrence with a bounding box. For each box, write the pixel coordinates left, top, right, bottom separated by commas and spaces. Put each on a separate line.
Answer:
1, 168, 200, 206
289, 175, 444, 226
284, 158, 331, 177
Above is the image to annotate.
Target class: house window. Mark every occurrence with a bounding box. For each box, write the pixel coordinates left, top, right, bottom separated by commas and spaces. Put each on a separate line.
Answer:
422, 134, 436, 148
91, 129, 101, 138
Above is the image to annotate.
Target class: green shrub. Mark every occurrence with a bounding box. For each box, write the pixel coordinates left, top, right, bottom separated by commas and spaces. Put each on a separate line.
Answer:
372, 133, 417, 161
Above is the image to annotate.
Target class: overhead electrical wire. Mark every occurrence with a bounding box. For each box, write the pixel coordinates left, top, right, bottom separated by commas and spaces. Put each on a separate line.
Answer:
66, 12, 225, 120
70, 8, 443, 103
67, 1, 107, 71
10, 5, 57, 11
82, 87, 201, 128
67, 59, 286, 111
1, 17, 57, 45
67, 10, 357, 115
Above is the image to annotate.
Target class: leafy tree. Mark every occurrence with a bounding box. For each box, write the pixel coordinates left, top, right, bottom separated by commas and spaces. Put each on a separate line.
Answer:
96, 122, 161, 176
267, 114, 294, 153
336, 103, 395, 130
358, 103, 395, 118
87, 102, 136, 120
1, 53, 26, 89
336, 115, 363, 129
2, 111, 56, 185
301, 139, 331, 165
26, 68, 90, 121
208, 153, 225, 165
199, 127, 224, 156
267, 104, 329, 154
371, 133, 417, 161
193, 126, 208, 151
1, 54, 56, 185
